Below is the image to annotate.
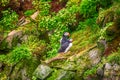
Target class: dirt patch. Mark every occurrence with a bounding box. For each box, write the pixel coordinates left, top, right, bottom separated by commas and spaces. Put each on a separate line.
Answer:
50, 0, 68, 13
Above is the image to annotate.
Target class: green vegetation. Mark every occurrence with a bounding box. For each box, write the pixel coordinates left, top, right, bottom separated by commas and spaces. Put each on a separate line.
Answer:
0, 0, 9, 6
107, 48, 120, 64
10, 46, 32, 64
0, 9, 18, 34
33, 0, 51, 16
0, 0, 120, 79
0, 46, 31, 65
79, 0, 98, 18
83, 65, 98, 79
24, 10, 36, 16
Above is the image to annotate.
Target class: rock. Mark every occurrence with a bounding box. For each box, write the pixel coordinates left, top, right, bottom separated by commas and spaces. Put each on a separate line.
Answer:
88, 48, 101, 65
6, 30, 23, 48
96, 68, 104, 80
33, 65, 52, 79
8, 30, 20, 36
56, 70, 75, 80
97, 38, 107, 54
103, 63, 120, 80
64, 62, 76, 70
98, 38, 107, 48
20, 35, 28, 42
111, 64, 120, 76
105, 63, 112, 70
21, 68, 30, 80
17, 16, 30, 26
17, 16, 26, 26
113, 64, 120, 71
104, 63, 112, 77
0, 30, 23, 50
97, 68, 104, 77
20, 19, 30, 26
49, 70, 75, 80
30, 11, 39, 20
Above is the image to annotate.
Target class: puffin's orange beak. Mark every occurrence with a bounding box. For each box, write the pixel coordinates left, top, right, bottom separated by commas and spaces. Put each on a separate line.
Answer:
68, 33, 70, 36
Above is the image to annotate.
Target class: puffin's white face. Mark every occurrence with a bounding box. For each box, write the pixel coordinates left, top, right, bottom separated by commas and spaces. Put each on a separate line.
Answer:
64, 32, 70, 37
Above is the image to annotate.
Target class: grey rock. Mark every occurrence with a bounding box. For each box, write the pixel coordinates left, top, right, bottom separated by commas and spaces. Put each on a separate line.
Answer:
105, 63, 112, 70
103, 63, 120, 79
21, 68, 30, 80
33, 65, 52, 79
56, 70, 75, 80
20, 35, 28, 42
89, 48, 101, 65
97, 38, 107, 54
113, 64, 120, 71
97, 68, 104, 76
104, 63, 112, 77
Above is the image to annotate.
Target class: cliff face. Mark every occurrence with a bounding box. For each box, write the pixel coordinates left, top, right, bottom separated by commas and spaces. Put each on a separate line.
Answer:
0, 0, 120, 80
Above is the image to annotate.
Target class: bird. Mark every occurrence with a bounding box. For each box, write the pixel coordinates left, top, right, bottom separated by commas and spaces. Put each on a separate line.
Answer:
58, 32, 73, 53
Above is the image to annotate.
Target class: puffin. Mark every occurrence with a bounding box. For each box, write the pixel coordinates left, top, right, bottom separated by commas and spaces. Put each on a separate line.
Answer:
58, 32, 73, 53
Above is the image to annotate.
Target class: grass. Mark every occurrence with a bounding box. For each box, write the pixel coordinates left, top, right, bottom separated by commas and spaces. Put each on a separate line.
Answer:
70, 27, 100, 54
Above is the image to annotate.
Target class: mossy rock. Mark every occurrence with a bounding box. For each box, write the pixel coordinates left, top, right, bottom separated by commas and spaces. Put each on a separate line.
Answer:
97, 8, 114, 27
0, 30, 23, 51
97, 4, 120, 28
105, 24, 120, 41
47, 69, 75, 80
0, 57, 40, 80
33, 64, 53, 80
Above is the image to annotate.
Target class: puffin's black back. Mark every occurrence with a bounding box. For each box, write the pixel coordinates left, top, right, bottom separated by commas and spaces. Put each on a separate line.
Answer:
58, 33, 71, 53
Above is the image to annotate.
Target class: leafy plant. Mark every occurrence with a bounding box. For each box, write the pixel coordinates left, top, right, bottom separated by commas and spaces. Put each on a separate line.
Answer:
37, 7, 77, 58
0, 9, 18, 33
23, 35, 41, 50
40, 2, 51, 16
79, 0, 98, 18
0, 46, 32, 65
0, 55, 7, 62
9, 46, 32, 64
38, 8, 76, 31
98, 22, 114, 41
77, 17, 98, 30
66, 0, 81, 8
0, 0, 9, 6
83, 65, 98, 79
32, 0, 51, 16
46, 31, 64, 58
98, 0, 112, 8
24, 10, 36, 16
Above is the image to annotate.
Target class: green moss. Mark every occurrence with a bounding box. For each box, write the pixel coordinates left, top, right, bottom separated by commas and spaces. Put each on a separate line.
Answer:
107, 48, 120, 64
79, 0, 98, 18
83, 66, 98, 79
0, 55, 7, 62
0, 56, 40, 79
105, 32, 116, 41
10, 61, 24, 79
47, 69, 75, 80
26, 57, 40, 78
24, 10, 36, 16
0, 40, 9, 50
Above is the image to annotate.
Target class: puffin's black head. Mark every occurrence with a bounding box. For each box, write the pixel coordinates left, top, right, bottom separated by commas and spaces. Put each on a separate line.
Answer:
63, 32, 70, 37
